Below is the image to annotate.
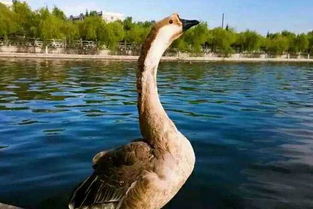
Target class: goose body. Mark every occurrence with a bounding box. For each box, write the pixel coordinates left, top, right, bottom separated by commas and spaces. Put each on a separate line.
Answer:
69, 14, 199, 209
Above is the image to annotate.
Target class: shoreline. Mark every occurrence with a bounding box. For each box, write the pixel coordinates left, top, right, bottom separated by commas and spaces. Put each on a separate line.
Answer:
1, 52, 313, 63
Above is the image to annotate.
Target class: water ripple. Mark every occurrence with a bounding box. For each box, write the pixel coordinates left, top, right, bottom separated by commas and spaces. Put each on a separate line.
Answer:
0, 60, 313, 209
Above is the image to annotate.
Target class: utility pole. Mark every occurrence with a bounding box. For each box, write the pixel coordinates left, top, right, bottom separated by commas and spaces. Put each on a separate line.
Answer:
222, 13, 225, 29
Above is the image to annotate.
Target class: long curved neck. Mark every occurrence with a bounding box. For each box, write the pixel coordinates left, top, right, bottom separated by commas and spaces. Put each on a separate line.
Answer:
137, 31, 177, 144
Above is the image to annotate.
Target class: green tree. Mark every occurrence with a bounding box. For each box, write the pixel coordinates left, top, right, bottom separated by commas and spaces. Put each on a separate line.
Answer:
266, 34, 289, 55
62, 21, 79, 44
125, 24, 150, 45
209, 27, 236, 56
100, 21, 125, 49
0, 3, 18, 38
281, 31, 297, 53
123, 17, 133, 31
12, 1, 37, 37
236, 30, 262, 52
52, 6, 66, 20
295, 34, 309, 53
184, 22, 210, 53
38, 8, 65, 42
78, 16, 103, 40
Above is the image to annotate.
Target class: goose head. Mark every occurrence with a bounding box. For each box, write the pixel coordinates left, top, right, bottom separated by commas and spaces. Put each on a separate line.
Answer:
140, 14, 199, 68
152, 13, 199, 46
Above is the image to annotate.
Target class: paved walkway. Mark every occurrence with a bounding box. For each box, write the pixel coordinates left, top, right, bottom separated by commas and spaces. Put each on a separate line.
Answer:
0, 52, 313, 63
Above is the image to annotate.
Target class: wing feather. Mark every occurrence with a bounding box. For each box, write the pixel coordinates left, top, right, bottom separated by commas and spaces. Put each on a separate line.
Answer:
69, 141, 153, 209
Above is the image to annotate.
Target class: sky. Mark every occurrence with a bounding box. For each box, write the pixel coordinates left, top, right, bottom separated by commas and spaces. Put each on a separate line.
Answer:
22, 0, 313, 34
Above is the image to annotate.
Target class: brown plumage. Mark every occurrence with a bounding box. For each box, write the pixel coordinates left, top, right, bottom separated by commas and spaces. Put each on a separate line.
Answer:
69, 14, 199, 209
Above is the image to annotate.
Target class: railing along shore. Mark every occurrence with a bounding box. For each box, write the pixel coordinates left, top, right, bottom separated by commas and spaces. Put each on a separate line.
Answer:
0, 39, 312, 61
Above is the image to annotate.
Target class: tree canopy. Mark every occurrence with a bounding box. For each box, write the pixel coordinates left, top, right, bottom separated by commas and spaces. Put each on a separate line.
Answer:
0, 1, 312, 55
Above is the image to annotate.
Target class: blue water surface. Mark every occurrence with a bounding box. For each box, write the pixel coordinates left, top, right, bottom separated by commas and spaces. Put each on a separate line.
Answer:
0, 59, 312, 209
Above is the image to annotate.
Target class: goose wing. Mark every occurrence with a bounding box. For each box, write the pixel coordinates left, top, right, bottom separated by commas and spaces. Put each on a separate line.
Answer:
69, 141, 154, 209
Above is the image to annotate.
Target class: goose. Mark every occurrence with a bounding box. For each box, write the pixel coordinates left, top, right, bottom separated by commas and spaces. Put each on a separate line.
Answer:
69, 13, 199, 209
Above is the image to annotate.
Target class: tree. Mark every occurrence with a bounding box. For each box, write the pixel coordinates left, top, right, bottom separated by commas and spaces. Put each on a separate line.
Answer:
100, 21, 125, 49
236, 30, 262, 52
266, 34, 289, 55
209, 27, 236, 56
38, 8, 65, 42
12, 1, 37, 37
295, 34, 309, 53
124, 24, 150, 45
62, 21, 79, 44
123, 17, 133, 31
281, 31, 297, 53
52, 6, 66, 20
183, 22, 210, 53
78, 16, 103, 40
0, 3, 18, 38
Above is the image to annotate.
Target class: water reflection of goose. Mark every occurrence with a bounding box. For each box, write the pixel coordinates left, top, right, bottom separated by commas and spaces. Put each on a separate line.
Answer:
69, 14, 199, 209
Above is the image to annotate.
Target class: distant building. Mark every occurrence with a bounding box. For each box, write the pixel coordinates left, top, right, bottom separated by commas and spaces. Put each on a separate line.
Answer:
69, 10, 125, 22
102, 12, 125, 23
69, 13, 85, 21
0, 0, 13, 7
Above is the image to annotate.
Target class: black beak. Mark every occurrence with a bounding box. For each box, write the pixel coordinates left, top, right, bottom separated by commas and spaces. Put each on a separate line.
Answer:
181, 19, 200, 31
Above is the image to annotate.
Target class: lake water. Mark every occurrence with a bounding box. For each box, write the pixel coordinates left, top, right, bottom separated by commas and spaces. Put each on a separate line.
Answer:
0, 59, 312, 209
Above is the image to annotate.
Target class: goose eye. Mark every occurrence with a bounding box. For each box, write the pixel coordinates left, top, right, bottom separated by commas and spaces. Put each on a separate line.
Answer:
169, 20, 173, 24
